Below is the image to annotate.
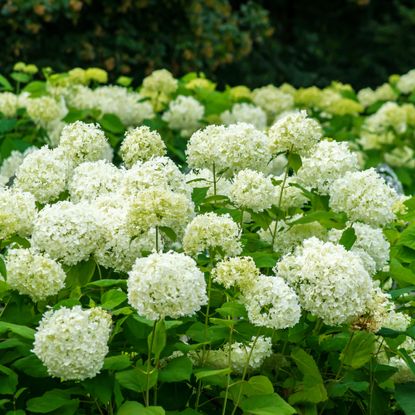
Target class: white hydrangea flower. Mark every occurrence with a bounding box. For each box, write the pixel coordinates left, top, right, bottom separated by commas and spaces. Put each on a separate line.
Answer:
212, 256, 260, 290
276, 237, 374, 326
0, 147, 36, 184
0, 188, 37, 239
297, 140, 360, 194
119, 126, 166, 167
384, 146, 415, 169
221, 103, 267, 130
268, 110, 322, 155
33, 306, 112, 381
186, 123, 271, 175
68, 160, 122, 202
6, 248, 66, 302
329, 168, 400, 226
92, 194, 160, 272
120, 156, 191, 197
141, 69, 178, 96
259, 154, 287, 177
182, 212, 242, 257
14, 147, 70, 203
32, 201, 103, 266
242, 274, 301, 329
397, 69, 415, 94
127, 251, 207, 320
252, 85, 294, 115
229, 169, 277, 212
126, 187, 194, 236
0, 92, 19, 117
192, 336, 273, 374
162, 95, 205, 137
58, 121, 110, 165
258, 216, 327, 254
328, 222, 390, 275
26, 96, 67, 127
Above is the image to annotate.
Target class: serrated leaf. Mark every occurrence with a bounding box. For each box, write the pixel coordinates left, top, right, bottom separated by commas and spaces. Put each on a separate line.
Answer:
240, 393, 296, 415
158, 356, 192, 382
103, 355, 131, 371
340, 332, 375, 369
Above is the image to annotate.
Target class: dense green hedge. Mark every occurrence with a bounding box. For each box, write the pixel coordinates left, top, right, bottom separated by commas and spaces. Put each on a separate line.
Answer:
2, 0, 415, 88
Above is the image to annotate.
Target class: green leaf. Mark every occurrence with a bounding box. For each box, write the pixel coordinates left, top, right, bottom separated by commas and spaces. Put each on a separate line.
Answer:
0, 322, 35, 340
194, 367, 231, 380
82, 373, 113, 404
398, 349, 415, 376
117, 401, 144, 415
26, 389, 77, 413
115, 367, 158, 393
289, 348, 327, 404
395, 383, 415, 415
339, 227, 356, 250
148, 319, 166, 360
216, 302, 248, 319
10, 72, 31, 83
158, 226, 177, 242
12, 355, 48, 378
87, 279, 127, 288
103, 355, 131, 371
0, 366, 18, 395
249, 251, 279, 268
0, 255, 6, 278
191, 187, 209, 205
0, 74, 13, 91
390, 259, 415, 285
289, 211, 346, 230
158, 356, 192, 382
0, 119, 17, 134
399, 224, 415, 250
99, 113, 125, 134
101, 289, 127, 310
340, 332, 375, 369
65, 259, 96, 288
23, 81, 47, 97
288, 152, 302, 172
240, 393, 296, 415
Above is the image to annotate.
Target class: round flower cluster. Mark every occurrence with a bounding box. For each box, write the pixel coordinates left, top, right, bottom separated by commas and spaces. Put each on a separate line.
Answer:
68, 160, 122, 202
127, 252, 207, 320
14, 147, 70, 203
126, 187, 194, 236
31, 201, 102, 266
357, 83, 397, 108
329, 168, 400, 226
0, 188, 37, 239
162, 95, 205, 137
6, 248, 66, 302
33, 306, 112, 381
212, 256, 260, 290
397, 69, 415, 94
242, 274, 301, 329
328, 222, 390, 275
229, 169, 277, 212
58, 121, 110, 165
276, 237, 374, 325
26, 97, 67, 127
93, 194, 160, 272
268, 110, 322, 155
120, 156, 191, 197
220, 103, 267, 131
0, 92, 19, 117
297, 140, 360, 194
183, 212, 242, 257
119, 126, 166, 167
384, 146, 415, 169
186, 123, 270, 175
252, 85, 294, 115
0, 147, 36, 186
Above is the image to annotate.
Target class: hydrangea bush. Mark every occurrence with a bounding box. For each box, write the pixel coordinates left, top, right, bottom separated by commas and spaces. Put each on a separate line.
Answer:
0, 65, 414, 415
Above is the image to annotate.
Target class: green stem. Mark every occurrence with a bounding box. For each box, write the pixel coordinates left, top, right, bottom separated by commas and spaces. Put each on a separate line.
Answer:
222, 323, 234, 415
145, 320, 157, 407
230, 328, 262, 415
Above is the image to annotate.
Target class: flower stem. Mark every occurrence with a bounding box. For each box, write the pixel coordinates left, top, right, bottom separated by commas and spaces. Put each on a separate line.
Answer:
145, 320, 157, 407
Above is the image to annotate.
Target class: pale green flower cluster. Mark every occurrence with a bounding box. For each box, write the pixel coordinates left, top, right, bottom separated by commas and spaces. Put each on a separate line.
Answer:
252, 85, 294, 115
119, 126, 166, 167
220, 103, 267, 130
183, 212, 242, 257
6, 248, 66, 302
33, 306, 112, 381
26, 96, 67, 128
127, 251, 207, 320
268, 110, 322, 155
162, 95, 205, 137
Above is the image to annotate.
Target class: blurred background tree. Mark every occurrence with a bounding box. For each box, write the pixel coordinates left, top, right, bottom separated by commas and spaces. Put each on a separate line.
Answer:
1, 0, 414, 88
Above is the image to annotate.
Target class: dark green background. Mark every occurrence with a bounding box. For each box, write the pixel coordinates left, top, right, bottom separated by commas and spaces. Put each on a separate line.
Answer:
1, 0, 414, 88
